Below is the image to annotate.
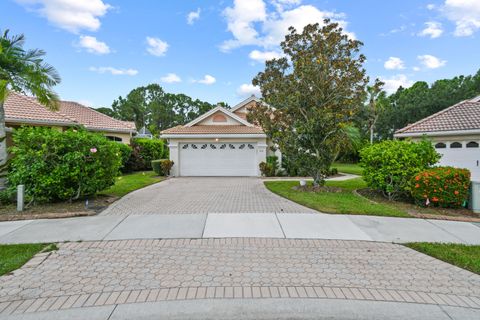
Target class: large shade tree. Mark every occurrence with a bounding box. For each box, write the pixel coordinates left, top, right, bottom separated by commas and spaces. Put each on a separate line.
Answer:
249, 21, 368, 186
0, 30, 60, 190
111, 84, 218, 134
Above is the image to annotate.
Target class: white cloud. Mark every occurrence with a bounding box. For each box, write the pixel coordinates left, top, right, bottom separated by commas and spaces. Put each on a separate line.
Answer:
146, 37, 169, 56
237, 83, 261, 97
249, 50, 282, 62
187, 8, 201, 25
427, 4, 436, 10
160, 73, 181, 83
413, 66, 421, 71
89, 66, 138, 76
384, 57, 405, 70
77, 35, 110, 54
16, 0, 111, 33
196, 75, 216, 85
417, 54, 447, 69
380, 74, 414, 94
418, 21, 444, 38
442, 0, 480, 36
221, 0, 267, 51
220, 1, 353, 51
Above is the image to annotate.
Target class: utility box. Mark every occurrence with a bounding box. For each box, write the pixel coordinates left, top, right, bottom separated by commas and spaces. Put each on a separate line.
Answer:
470, 181, 480, 213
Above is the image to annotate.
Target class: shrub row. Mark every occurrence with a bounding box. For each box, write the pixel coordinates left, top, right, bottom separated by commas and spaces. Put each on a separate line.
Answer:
124, 138, 167, 172
152, 159, 174, 176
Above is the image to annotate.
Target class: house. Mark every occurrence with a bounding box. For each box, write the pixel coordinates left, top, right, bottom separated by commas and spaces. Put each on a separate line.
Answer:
135, 126, 153, 139
394, 96, 480, 181
4, 91, 136, 145
160, 95, 279, 177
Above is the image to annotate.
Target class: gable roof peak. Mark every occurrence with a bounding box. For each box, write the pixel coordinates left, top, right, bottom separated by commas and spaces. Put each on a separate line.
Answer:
185, 105, 253, 127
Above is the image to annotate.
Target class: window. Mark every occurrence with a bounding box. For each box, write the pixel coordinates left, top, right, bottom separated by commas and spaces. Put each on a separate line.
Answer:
106, 136, 122, 142
434, 142, 446, 149
450, 142, 462, 148
466, 141, 479, 148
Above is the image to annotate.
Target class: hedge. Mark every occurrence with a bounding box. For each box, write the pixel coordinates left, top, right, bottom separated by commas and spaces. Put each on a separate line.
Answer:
8, 127, 121, 203
125, 138, 166, 171
411, 167, 470, 208
360, 139, 440, 200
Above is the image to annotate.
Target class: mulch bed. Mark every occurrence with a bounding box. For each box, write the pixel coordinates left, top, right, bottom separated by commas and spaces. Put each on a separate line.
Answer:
357, 188, 480, 222
0, 195, 117, 221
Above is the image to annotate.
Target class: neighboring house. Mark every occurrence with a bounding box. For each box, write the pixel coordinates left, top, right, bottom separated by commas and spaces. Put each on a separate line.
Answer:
4, 91, 136, 146
136, 126, 153, 139
394, 96, 480, 181
160, 95, 279, 177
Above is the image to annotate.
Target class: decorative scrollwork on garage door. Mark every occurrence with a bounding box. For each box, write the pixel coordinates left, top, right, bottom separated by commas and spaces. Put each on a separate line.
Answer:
201, 144, 207, 149
191, 144, 198, 149
220, 144, 226, 149
182, 144, 188, 149
210, 144, 217, 149
248, 144, 254, 149
229, 144, 235, 149
239, 144, 246, 149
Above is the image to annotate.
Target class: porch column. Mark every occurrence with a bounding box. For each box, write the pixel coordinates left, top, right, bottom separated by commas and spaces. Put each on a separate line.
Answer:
168, 141, 179, 177
256, 139, 267, 176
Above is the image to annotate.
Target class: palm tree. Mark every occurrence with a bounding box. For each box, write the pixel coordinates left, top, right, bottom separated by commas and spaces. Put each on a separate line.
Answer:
0, 30, 61, 190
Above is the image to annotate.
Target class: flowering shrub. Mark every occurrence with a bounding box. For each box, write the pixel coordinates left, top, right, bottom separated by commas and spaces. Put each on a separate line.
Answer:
125, 138, 166, 171
8, 127, 121, 203
151, 159, 174, 176
411, 167, 470, 208
360, 139, 440, 200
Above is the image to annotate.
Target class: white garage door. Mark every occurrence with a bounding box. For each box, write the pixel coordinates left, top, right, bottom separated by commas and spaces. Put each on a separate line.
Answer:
436, 142, 480, 181
179, 142, 257, 176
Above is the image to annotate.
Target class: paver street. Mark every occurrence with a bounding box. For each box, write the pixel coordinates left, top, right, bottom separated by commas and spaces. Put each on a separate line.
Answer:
1, 239, 479, 317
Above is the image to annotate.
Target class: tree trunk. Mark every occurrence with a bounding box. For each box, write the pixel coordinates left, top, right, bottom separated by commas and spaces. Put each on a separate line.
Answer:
0, 101, 7, 191
369, 126, 374, 144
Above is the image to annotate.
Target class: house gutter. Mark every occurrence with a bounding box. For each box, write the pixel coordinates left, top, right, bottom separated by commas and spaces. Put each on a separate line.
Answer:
394, 129, 480, 138
160, 133, 267, 139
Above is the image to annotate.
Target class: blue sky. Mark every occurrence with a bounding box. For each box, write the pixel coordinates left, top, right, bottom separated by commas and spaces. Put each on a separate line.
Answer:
2, 0, 479, 108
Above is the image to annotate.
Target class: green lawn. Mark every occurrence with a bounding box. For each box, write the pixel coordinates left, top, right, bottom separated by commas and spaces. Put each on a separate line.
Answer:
0, 243, 57, 276
99, 171, 164, 198
406, 243, 480, 274
332, 162, 363, 175
265, 178, 409, 217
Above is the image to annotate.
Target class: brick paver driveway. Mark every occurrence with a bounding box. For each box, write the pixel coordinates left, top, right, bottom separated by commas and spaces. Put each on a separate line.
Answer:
101, 177, 317, 215
1, 239, 479, 316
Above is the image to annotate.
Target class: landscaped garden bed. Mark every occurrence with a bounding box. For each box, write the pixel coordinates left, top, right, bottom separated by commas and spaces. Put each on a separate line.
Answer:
0, 171, 164, 220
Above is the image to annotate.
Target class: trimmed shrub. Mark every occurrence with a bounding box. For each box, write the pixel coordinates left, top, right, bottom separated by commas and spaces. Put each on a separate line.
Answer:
151, 160, 162, 175
266, 156, 279, 176
160, 159, 174, 176
8, 127, 121, 203
126, 138, 165, 171
411, 167, 470, 208
117, 143, 132, 173
259, 162, 275, 177
360, 139, 440, 200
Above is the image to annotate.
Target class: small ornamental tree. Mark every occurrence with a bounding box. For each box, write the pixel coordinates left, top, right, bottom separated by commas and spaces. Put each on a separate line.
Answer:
249, 20, 368, 186
360, 139, 440, 200
8, 127, 121, 203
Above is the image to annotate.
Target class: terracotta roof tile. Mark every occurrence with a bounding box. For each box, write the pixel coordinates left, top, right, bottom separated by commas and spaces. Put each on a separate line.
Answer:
5, 91, 76, 125
395, 98, 480, 135
59, 101, 136, 132
161, 125, 264, 134
4, 92, 135, 133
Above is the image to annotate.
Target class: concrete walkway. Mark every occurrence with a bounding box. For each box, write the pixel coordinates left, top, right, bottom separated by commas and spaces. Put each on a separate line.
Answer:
0, 213, 479, 244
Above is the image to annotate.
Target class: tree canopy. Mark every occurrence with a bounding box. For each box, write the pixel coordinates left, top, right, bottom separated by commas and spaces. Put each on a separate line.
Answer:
249, 21, 368, 186
103, 84, 221, 134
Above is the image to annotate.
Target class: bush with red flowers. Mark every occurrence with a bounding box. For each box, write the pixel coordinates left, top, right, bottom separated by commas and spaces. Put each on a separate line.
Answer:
411, 167, 470, 208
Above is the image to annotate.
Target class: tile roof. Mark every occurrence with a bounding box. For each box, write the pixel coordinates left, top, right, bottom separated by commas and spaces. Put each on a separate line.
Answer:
161, 125, 264, 135
395, 97, 480, 135
4, 91, 76, 125
4, 91, 136, 133
59, 101, 136, 132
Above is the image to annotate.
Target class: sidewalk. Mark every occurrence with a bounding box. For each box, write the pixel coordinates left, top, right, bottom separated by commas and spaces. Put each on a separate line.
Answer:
0, 213, 479, 244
